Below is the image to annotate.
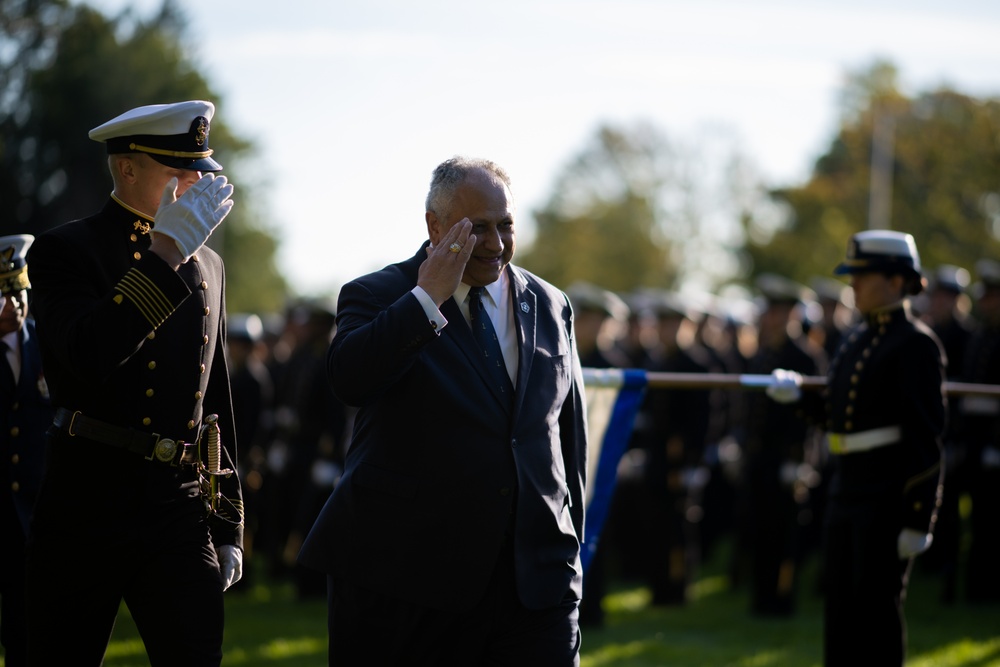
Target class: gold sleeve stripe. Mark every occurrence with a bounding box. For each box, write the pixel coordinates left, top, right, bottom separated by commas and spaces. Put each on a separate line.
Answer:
230, 499, 246, 519
115, 268, 175, 327
903, 461, 941, 496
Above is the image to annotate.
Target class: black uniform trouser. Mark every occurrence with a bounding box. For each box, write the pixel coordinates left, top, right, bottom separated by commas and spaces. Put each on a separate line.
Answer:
823, 497, 910, 667
967, 467, 1000, 602
1, 488, 28, 667
748, 480, 799, 616
24, 439, 226, 667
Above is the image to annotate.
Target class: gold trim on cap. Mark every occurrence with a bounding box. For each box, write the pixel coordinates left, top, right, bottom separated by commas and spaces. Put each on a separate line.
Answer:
128, 143, 214, 159
0, 267, 30, 294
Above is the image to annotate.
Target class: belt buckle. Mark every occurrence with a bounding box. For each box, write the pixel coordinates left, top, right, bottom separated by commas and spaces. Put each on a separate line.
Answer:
147, 434, 178, 465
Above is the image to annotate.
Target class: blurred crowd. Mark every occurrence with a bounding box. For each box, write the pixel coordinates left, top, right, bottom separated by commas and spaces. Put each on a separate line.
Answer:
226, 297, 351, 599
226, 259, 1000, 616
563, 259, 1000, 626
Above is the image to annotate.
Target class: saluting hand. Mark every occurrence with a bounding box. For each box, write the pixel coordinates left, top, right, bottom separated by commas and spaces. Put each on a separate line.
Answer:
152, 173, 235, 263
417, 218, 476, 306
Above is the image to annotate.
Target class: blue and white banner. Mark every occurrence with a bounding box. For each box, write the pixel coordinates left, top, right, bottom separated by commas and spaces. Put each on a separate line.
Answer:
581, 368, 648, 573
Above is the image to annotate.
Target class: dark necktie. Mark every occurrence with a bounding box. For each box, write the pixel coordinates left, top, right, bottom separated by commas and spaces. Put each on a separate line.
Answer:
0, 341, 16, 401
468, 286, 514, 401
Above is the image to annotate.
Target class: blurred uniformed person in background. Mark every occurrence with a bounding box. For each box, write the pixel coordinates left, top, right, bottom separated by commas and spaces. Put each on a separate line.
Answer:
918, 265, 972, 602
226, 312, 275, 587
566, 281, 630, 628
809, 276, 855, 361
637, 291, 714, 605
267, 298, 348, 600
567, 281, 631, 371
767, 230, 945, 666
958, 259, 1000, 603
0, 235, 52, 667
24, 101, 243, 666
741, 274, 826, 617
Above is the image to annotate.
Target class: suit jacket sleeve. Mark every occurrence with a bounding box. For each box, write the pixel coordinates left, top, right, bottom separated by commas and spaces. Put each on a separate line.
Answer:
328, 257, 440, 406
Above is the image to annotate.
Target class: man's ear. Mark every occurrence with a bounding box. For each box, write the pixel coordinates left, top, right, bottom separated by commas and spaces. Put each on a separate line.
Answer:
116, 156, 138, 184
426, 210, 442, 246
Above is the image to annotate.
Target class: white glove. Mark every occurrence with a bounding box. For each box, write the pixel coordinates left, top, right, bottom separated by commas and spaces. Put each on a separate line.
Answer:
217, 544, 243, 591
765, 369, 802, 404
897, 528, 932, 559
152, 174, 235, 261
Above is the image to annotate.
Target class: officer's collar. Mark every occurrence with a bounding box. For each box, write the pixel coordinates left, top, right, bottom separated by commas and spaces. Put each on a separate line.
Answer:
865, 299, 908, 325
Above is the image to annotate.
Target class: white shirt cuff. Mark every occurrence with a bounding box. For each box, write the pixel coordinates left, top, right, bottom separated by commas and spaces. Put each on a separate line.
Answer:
411, 286, 447, 332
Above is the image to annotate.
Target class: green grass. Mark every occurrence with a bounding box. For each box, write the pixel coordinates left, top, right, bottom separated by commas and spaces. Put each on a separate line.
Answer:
6, 539, 999, 666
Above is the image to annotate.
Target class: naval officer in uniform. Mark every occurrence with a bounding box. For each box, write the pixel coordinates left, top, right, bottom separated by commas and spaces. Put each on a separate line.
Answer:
0, 235, 52, 667
767, 230, 945, 667
24, 101, 243, 666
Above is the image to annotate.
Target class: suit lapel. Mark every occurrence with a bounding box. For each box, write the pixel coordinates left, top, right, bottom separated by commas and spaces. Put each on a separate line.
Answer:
508, 267, 536, 418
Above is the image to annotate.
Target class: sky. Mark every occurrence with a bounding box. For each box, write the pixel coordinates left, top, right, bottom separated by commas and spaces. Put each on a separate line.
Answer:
79, 0, 1000, 298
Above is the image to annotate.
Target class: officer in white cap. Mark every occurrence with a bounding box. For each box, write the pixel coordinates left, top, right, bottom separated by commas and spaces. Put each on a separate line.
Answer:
766, 230, 945, 666
24, 101, 242, 666
0, 234, 52, 667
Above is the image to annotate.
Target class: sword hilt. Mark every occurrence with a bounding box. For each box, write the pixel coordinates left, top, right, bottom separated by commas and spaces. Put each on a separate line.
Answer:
201, 414, 233, 514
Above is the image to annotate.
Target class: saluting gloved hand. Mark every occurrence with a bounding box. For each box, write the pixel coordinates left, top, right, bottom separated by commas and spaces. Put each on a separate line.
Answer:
765, 369, 803, 404
897, 528, 933, 560
217, 544, 243, 591
152, 174, 235, 262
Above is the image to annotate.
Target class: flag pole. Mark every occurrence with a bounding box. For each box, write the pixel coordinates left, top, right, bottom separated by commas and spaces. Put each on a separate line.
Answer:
582, 368, 1000, 397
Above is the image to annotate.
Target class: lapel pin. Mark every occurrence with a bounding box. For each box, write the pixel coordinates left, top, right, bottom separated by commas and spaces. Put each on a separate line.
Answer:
520, 301, 530, 313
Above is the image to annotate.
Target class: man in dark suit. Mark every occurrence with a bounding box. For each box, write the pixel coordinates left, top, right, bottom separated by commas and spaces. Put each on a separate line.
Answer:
0, 235, 52, 667
299, 156, 588, 666
25, 101, 243, 666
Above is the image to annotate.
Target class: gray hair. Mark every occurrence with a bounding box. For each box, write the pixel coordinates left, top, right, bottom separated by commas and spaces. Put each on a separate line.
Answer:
425, 156, 512, 220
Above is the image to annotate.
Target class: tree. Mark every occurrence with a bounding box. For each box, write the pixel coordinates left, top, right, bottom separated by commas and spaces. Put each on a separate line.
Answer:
520, 123, 674, 293
0, 0, 288, 313
746, 60, 1000, 285
520, 121, 761, 296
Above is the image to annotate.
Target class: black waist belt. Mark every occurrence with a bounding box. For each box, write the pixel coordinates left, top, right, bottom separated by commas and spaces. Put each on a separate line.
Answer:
53, 408, 199, 466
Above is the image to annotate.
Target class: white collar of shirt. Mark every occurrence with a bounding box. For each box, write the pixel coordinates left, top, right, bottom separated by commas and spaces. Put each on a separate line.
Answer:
454, 273, 507, 322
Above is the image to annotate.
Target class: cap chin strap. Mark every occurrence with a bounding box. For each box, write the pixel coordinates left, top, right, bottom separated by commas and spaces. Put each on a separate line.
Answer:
129, 142, 214, 159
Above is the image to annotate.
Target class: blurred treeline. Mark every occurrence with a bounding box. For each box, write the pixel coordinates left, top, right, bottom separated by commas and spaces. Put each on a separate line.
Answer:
3, 0, 999, 314
0, 0, 287, 312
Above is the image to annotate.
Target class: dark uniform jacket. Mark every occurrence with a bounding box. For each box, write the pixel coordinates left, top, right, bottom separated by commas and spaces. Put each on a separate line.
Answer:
744, 335, 825, 470
26, 197, 243, 548
816, 303, 944, 531
640, 345, 713, 475
1, 319, 52, 534
299, 244, 587, 612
